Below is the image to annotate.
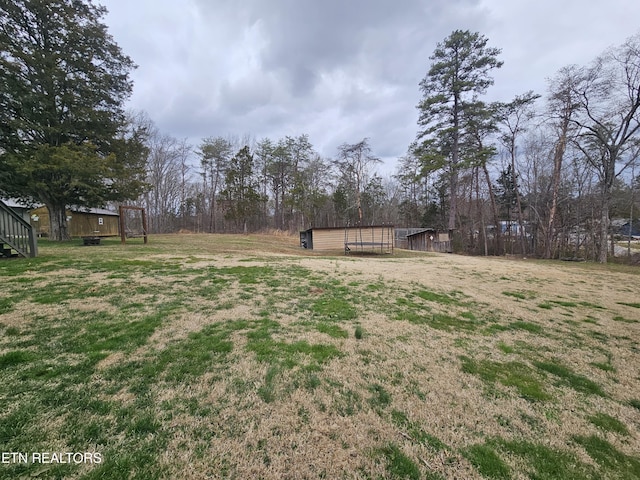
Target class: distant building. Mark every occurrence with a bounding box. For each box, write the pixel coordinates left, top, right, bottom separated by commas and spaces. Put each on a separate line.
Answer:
406, 229, 452, 253
30, 206, 120, 237
394, 227, 430, 250
490, 221, 529, 236
300, 225, 394, 253
615, 219, 640, 238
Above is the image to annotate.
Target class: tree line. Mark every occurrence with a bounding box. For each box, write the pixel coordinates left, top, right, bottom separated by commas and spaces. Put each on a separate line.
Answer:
134, 125, 395, 235
1, 1, 639, 262
138, 29, 640, 264
410, 30, 640, 263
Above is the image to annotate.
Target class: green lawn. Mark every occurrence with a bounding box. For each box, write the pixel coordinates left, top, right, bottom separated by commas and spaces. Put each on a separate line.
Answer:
0, 234, 639, 479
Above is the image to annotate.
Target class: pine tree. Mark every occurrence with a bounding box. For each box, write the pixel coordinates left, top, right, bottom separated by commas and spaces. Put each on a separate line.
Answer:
415, 30, 502, 231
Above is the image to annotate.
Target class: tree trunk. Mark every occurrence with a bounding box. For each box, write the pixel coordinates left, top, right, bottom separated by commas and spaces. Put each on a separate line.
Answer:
47, 203, 71, 241
628, 167, 635, 257
476, 167, 488, 256
449, 96, 460, 231
598, 187, 611, 263
510, 148, 527, 255
482, 164, 501, 255
448, 169, 458, 231
210, 171, 218, 233
545, 119, 569, 259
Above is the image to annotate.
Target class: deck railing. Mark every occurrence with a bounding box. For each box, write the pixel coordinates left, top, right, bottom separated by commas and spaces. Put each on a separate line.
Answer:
0, 200, 37, 258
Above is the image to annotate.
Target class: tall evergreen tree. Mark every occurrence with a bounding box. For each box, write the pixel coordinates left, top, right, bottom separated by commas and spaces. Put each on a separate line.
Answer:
415, 30, 502, 231
0, 0, 145, 240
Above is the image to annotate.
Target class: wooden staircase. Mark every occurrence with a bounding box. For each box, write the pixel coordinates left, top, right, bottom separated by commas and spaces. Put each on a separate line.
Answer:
0, 199, 37, 259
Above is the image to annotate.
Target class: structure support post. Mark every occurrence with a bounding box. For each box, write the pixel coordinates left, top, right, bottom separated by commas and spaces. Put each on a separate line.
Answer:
119, 205, 148, 245
119, 205, 126, 245
141, 208, 148, 244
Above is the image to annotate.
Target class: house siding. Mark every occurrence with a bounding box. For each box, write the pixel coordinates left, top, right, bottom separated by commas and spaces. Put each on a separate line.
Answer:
31, 206, 120, 237
301, 226, 394, 252
312, 229, 345, 250
407, 229, 452, 253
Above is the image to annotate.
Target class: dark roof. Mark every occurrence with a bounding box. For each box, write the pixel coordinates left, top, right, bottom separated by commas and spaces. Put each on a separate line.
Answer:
31, 205, 119, 216
406, 228, 437, 238
302, 225, 394, 233
3, 199, 119, 216
74, 207, 119, 216
2, 198, 34, 209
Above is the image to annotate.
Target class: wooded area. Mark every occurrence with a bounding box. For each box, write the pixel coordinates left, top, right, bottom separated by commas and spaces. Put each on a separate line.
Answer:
1, 1, 639, 262
130, 31, 640, 263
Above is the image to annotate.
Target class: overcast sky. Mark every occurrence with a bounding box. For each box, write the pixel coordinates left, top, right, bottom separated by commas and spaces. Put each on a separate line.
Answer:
101, 0, 640, 173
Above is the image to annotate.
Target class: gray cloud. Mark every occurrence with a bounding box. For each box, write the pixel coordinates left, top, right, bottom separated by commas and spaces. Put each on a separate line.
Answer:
101, 0, 640, 173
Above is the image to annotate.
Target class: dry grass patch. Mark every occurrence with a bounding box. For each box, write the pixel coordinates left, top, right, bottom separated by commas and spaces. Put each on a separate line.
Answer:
1, 234, 639, 479
146, 304, 254, 351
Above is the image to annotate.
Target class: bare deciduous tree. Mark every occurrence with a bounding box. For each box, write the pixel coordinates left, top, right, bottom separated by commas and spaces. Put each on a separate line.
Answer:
570, 34, 640, 262
544, 66, 582, 258
334, 139, 381, 224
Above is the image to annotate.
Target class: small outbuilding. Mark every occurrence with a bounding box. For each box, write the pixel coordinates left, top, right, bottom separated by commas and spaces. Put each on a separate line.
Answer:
406, 229, 452, 253
30, 206, 120, 238
394, 227, 430, 249
300, 225, 394, 254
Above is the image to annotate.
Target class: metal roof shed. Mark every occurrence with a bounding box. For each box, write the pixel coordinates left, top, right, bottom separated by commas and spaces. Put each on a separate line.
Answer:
300, 225, 394, 254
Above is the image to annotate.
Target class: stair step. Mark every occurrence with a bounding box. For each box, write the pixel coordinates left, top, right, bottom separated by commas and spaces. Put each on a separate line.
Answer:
1, 241, 17, 258
0, 240, 26, 258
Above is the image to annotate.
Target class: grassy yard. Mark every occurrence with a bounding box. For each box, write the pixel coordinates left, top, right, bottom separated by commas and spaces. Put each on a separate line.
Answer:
1, 234, 639, 479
